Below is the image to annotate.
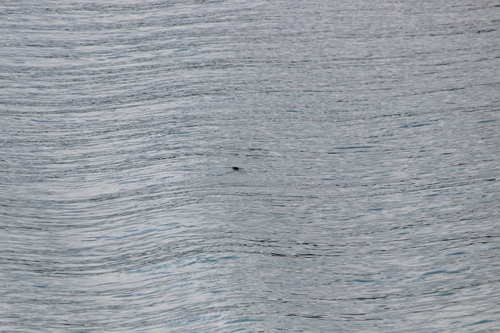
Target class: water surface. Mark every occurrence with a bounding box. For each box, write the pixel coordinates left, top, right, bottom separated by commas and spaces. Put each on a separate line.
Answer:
1, 0, 499, 331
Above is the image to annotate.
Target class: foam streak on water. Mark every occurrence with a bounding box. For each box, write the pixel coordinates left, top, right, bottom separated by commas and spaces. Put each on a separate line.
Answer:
1, 0, 499, 331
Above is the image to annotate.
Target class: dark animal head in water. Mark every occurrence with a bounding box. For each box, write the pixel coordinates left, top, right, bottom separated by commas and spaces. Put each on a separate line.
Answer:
232, 167, 239, 170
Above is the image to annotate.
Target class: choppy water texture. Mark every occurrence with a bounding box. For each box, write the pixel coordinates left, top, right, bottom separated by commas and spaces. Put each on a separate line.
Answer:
1, 0, 499, 332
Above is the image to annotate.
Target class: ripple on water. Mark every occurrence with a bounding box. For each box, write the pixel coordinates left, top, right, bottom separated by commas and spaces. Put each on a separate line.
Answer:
1, 0, 499, 331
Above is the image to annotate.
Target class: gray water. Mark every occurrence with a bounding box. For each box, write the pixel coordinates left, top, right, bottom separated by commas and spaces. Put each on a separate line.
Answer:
1, 0, 499, 332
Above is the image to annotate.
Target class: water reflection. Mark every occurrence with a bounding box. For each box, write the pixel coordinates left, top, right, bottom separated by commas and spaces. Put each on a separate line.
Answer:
1, 0, 499, 331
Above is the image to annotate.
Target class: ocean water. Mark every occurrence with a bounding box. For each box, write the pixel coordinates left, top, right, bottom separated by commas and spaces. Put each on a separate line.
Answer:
1, 0, 499, 332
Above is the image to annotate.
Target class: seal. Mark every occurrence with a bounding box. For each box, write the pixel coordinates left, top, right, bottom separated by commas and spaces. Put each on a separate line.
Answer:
232, 167, 239, 170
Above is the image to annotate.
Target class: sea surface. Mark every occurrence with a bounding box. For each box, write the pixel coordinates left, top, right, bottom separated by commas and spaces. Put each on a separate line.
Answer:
1, 0, 499, 332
